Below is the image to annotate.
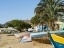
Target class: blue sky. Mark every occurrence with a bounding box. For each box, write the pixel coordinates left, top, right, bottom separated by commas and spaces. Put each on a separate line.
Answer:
0, 0, 40, 24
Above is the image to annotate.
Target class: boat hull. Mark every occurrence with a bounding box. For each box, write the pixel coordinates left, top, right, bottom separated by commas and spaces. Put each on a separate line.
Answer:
49, 34, 64, 48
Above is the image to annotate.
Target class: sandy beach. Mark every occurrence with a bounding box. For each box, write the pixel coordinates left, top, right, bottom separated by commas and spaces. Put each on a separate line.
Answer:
0, 32, 54, 48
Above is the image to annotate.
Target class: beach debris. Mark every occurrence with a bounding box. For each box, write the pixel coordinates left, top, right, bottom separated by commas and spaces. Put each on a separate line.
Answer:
7, 34, 14, 36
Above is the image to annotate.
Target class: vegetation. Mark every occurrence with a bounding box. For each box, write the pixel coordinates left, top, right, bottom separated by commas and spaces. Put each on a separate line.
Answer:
34, 0, 64, 31
0, 24, 3, 28
30, 15, 41, 25
5, 20, 31, 32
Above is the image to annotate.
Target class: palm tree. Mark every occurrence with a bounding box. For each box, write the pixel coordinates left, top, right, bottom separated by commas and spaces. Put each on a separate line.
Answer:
34, 0, 64, 31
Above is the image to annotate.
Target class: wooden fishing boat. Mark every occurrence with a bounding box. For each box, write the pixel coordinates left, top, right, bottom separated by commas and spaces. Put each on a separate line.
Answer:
31, 30, 64, 38
49, 34, 64, 48
31, 30, 64, 46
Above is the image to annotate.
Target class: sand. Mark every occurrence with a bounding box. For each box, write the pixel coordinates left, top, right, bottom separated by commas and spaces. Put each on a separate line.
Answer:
0, 32, 54, 48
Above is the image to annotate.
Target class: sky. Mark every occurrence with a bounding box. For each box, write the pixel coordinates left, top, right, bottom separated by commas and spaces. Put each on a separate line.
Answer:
0, 0, 40, 24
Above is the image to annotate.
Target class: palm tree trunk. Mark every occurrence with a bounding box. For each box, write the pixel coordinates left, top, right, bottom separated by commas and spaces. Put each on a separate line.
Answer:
49, 22, 55, 31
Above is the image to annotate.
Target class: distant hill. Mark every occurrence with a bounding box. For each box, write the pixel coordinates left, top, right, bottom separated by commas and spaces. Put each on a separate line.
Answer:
23, 19, 31, 24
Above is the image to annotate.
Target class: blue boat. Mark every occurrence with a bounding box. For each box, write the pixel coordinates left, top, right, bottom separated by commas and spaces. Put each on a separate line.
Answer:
49, 33, 64, 48
31, 30, 64, 46
30, 30, 64, 39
